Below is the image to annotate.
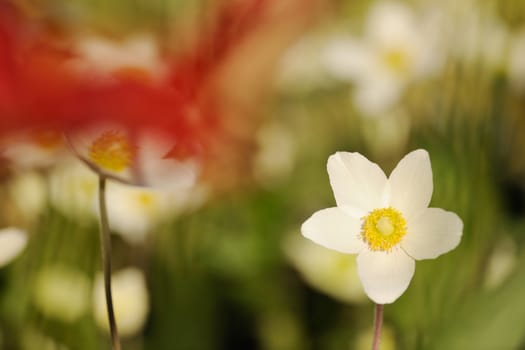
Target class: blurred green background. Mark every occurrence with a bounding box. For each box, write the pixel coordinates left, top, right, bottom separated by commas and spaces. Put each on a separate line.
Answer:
2, 0, 525, 349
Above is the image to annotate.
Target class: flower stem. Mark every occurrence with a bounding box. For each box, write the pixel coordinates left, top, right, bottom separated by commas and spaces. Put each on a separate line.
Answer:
372, 304, 384, 350
98, 176, 121, 350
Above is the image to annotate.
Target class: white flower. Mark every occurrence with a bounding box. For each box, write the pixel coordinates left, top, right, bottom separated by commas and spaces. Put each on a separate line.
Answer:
8, 171, 47, 220
284, 234, 366, 304
301, 149, 463, 304
0, 129, 67, 170
105, 182, 208, 245
105, 183, 171, 245
93, 268, 149, 337
323, 2, 444, 115
0, 227, 27, 267
66, 123, 198, 189
48, 160, 99, 220
33, 265, 91, 323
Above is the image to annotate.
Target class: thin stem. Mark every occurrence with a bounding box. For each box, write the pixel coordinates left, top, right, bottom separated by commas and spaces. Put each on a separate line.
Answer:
98, 176, 121, 350
372, 304, 384, 350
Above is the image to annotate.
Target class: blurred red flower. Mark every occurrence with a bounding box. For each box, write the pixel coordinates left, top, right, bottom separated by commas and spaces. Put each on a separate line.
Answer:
0, 0, 325, 187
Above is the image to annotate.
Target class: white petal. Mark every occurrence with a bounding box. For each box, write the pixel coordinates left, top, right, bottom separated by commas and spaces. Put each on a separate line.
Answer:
357, 248, 415, 304
327, 152, 387, 213
0, 227, 28, 267
402, 208, 463, 260
301, 207, 365, 254
322, 38, 374, 82
388, 149, 433, 218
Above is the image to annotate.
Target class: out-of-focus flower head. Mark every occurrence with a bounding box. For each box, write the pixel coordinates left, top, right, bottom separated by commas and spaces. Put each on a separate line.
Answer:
0, 227, 27, 267
323, 1, 444, 116
67, 124, 199, 187
105, 181, 209, 245
48, 160, 98, 220
93, 268, 149, 338
284, 234, 366, 304
447, 6, 509, 73
33, 264, 91, 323
0, 128, 67, 170
7, 170, 47, 220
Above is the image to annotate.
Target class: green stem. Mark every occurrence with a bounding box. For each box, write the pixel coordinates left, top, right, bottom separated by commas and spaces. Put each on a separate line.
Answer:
98, 176, 121, 350
372, 304, 383, 350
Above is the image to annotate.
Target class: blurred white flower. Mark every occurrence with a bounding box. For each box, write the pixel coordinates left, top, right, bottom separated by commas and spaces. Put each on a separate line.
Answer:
448, 9, 509, 72
93, 268, 149, 337
0, 227, 27, 267
284, 234, 366, 304
33, 265, 91, 323
484, 235, 517, 289
323, 1, 444, 116
301, 150, 463, 304
106, 182, 208, 245
48, 160, 98, 220
509, 29, 525, 92
0, 129, 67, 170
67, 123, 198, 190
8, 171, 47, 220
105, 183, 170, 245
70, 33, 166, 82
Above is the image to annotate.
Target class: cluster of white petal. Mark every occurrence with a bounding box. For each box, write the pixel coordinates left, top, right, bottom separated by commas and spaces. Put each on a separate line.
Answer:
323, 2, 444, 116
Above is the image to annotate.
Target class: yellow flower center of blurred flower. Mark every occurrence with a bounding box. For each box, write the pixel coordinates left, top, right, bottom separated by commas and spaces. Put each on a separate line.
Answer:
382, 48, 410, 75
88, 131, 134, 172
361, 207, 406, 251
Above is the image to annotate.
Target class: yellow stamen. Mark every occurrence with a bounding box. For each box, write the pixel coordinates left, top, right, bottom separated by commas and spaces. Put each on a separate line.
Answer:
361, 207, 407, 252
88, 131, 134, 172
382, 48, 411, 74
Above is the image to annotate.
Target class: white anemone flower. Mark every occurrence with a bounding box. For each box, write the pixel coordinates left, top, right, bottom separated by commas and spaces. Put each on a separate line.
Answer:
0, 129, 66, 170
66, 123, 198, 190
93, 268, 149, 337
0, 227, 27, 267
48, 160, 99, 220
323, 1, 444, 116
33, 265, 91, 323
284, 234, 366, 304
106, 181, 209, 245
301, 149, 463, 304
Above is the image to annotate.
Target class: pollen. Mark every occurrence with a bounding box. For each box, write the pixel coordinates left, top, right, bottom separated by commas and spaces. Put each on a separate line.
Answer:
361, 207, 407, 252
88, 131, 134, 172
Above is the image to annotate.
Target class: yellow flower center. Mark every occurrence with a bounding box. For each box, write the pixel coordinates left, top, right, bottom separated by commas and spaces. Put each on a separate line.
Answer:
88, 131, 134, 172
361, 207, 407, 252
382, 48, 411, 75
